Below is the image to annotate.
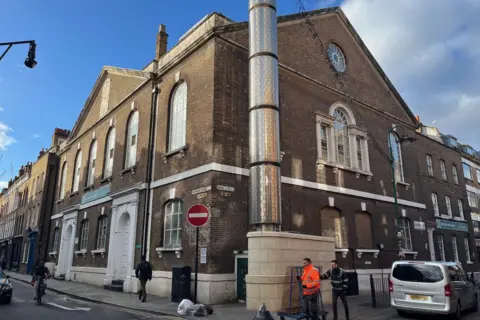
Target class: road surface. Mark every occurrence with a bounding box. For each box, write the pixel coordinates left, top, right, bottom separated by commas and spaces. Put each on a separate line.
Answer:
1, 279, 182, 320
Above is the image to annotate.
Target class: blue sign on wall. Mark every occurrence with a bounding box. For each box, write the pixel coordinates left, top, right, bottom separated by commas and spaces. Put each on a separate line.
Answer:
436, 219, 468, 232
81, 184, 110, 204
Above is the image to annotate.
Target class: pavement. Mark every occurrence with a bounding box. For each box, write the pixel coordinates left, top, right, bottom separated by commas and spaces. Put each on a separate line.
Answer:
2, 278, 182, 319
5, 271, 480, 319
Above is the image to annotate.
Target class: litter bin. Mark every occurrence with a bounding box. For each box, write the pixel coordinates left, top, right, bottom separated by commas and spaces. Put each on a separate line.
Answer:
345, 271, 359, 296
171, 266, 191, 303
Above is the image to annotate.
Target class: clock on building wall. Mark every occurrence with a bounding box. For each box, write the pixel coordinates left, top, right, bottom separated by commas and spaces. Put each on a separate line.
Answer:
327, 43, 346, 73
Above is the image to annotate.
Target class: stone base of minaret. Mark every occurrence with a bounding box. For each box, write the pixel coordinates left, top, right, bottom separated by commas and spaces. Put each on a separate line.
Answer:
246, 231, 336, 312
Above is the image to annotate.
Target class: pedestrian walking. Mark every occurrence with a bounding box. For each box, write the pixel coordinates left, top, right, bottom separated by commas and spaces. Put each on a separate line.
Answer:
135, 255, 152, 302
296, 257, 321, 320
320, 259, 350, 320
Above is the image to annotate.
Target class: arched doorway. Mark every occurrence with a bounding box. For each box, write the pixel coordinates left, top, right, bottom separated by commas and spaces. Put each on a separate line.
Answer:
59, 224, 73, 276
113, 212, 131, 280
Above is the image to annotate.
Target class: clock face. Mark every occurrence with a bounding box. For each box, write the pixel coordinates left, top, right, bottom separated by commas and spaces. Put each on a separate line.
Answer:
327, 44, 346, 73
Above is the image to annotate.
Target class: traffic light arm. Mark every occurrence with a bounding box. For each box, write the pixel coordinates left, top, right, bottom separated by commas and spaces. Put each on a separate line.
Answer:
0, 40, 36, 62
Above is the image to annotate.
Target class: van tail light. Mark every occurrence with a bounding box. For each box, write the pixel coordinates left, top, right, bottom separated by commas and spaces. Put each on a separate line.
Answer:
389, 280, 393, 292
444, 284, 452, 297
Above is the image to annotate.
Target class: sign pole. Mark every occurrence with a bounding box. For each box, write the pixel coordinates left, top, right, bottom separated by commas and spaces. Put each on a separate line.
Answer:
194, 227, 199, 304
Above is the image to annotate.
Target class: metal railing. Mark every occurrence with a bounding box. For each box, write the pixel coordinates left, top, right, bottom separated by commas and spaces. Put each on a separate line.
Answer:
369, 274, 390, 308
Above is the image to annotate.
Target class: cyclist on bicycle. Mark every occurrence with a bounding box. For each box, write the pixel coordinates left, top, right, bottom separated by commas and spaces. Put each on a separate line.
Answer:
31, 261, 50, 300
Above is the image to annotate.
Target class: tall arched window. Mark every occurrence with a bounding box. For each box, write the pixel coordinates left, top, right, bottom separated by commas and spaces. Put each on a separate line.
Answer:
333, 108, 351, 167
96, 215, 108, 249
86, 140, 97, 186
59, 162, 67, 199
79, 219, 90, 250
168, 82, 188, 151
389, 132, 404, 182
355, 212, 373, 249
52, 227, 60, 251
103, 127, 116, 178
399, 218, 412, 251
125, 111, 139, 169
320, 207, 348, 248
72, 150, 82, 192
163, 199, 184, 249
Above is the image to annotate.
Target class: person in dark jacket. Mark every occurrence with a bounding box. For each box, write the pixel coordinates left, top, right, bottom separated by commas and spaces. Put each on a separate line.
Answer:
320, 260, 349, 320
135, 255, 152, 302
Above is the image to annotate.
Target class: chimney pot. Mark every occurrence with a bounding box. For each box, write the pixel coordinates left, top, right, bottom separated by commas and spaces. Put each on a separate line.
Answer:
155, 24, 168, 60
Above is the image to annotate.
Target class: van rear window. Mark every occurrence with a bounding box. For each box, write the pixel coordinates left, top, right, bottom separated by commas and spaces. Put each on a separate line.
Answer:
392, 264, 444, 283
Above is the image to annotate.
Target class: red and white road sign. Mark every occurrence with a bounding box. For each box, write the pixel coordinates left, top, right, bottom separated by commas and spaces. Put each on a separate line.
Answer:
186, 204, 210, 227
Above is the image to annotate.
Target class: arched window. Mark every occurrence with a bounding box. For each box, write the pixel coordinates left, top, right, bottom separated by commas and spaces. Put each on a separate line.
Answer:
96, 215, 108, 249
320, 207, 348, 248
103, 127, 116, 178
163, 199, 184, 249
333, 108, 351, 167
72, 150, 82, 192
59, 162, 67, 199
79, 219, 90, 250
125, 111, 138, 169
52, 227, 60, 251
389, 132, 404, 182
168, 82, 188, 151
86, 140, 97, 186
399, 218, 412, 251
355, 212, 373, 249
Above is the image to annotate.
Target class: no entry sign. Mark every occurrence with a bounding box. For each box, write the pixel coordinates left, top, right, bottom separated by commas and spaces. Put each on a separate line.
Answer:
187, 204, 209, 227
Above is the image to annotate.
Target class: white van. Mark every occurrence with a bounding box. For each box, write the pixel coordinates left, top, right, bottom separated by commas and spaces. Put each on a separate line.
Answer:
390, 261, 478, 319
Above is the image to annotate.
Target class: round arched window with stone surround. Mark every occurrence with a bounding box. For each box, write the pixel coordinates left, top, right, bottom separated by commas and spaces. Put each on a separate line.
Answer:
327, 43, 346, 73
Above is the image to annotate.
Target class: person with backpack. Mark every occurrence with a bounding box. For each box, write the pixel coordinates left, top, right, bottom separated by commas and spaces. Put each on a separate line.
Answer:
135, 255, 152, 302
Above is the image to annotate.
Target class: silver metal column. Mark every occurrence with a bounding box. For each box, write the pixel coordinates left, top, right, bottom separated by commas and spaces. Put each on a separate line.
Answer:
248, 0, 282, 231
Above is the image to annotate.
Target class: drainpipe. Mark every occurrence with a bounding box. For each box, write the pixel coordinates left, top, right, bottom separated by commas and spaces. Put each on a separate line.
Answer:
248, 0, 282, 231
141, 75, 160, 258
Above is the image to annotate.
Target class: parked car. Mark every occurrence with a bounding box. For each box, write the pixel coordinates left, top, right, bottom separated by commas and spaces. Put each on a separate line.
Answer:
0, 270, 12, 304
390, 261, 478, 319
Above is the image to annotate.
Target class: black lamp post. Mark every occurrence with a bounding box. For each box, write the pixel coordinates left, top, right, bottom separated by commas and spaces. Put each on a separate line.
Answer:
388, 125, 416, 258
0, 40, 37, 68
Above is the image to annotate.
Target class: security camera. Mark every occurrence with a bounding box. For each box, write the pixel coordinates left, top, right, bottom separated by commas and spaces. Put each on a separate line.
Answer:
24, 42, 37, 68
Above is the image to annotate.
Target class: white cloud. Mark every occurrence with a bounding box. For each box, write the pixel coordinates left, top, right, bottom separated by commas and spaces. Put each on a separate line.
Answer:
0, 107, 3, 112
33, 133, 41, 139
340, 0, 480, 149
0, 122, 16, 150
0, 181, 7, 189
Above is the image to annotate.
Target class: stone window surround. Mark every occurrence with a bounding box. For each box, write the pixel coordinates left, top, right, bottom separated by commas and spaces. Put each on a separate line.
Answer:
315, 105, 372, 179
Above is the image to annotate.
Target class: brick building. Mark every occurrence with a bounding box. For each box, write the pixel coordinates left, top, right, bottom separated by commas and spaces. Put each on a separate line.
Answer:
0, 128, 67, 273
45, 6, 478, 304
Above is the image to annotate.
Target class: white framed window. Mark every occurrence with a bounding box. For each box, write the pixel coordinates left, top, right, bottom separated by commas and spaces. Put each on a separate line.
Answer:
431, 193, 439, 216
399, 218, 412, 250
163, 200, 184, 249
333, 108, 350, 167
464, 237, 471, 262
79, 219, 89, 250
463, 163, 472, 180
468, 191, 478, 208
125, 111, 138, 169
59, 162, 67, 199
53, 227, 60, 251
437, 235, 446, 261
96, 216, 108, 250
86, 140, 97, 186
445, 196, 452, 217
440, 160, 447, 180
458, 200, 464, 220
426, 155, 434, 176
103, 128, 115, 178
356, 136, 364, 171
452, 236, 459, 262
319, 124, 328, 161
389, 132, 405, 182
452, 165, 459, 184
168, 82, 188, 151
477, 169, 480, 183
72, 150, 82, 192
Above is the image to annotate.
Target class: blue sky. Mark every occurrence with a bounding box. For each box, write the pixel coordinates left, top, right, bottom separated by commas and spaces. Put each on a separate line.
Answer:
1, 0, 478, 186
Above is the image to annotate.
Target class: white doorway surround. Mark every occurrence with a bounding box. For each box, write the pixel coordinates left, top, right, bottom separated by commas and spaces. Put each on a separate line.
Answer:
104, 189, 139, 292
56, 211, 78, 279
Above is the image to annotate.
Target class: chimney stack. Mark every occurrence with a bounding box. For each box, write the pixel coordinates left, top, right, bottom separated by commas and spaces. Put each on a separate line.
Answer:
155, 24, 168, 60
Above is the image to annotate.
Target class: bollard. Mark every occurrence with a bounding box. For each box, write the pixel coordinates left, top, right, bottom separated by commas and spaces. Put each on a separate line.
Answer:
252, 303, 275, 320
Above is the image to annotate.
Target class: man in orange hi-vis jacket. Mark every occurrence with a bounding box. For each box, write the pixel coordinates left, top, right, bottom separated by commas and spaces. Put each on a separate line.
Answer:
296, 257, 321, 320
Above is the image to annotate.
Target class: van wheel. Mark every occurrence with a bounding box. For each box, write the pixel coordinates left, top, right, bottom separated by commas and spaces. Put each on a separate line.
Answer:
473, 294, 478, 312
396, 310, 408, 318
451, 301, 461, 320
